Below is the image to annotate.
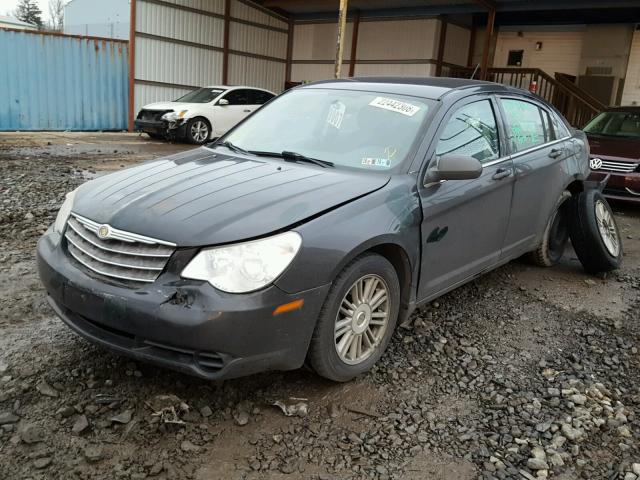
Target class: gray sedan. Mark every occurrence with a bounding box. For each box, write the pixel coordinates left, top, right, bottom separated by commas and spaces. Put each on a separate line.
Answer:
37, 77, 622, 382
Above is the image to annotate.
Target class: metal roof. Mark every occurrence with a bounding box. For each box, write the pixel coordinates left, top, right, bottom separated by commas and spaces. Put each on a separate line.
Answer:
0, 14, 37, 28
256, 0, 640, 24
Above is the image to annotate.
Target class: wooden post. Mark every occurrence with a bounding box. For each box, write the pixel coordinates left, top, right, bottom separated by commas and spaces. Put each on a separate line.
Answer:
435, 15, 447, 77
127, 0, 136, 131
334, 0, 348, 79
480, 8, 495, 80
348, 10, 360, 77
222, 0, 231, 85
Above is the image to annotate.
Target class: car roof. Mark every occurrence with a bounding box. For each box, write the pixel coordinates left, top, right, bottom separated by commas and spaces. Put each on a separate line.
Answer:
300, 76, 525, 100
204, 85, 272, 92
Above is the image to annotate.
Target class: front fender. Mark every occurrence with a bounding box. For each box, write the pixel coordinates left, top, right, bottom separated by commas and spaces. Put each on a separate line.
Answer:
276, 175, 422, 297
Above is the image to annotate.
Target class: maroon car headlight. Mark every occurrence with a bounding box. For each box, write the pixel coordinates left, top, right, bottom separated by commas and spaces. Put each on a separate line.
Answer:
181, 232, 302, 293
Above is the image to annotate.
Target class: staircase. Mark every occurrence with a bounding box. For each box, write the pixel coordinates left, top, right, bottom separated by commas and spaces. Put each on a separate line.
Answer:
445, 66, 605, 128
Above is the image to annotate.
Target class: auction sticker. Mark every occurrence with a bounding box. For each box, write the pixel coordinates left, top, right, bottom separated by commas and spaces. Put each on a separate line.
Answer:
369, 97, 420, 117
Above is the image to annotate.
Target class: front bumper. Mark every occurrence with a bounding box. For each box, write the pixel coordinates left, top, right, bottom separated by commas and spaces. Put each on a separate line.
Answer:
134, 119, 187, 138
37, 231, 330, 380
588, 170, 640, 203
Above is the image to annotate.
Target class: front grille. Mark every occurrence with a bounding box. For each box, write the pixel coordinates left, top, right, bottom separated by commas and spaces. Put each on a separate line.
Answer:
64, 213, 176, 284
136, 109, 172, 122
593, 159, 639, 174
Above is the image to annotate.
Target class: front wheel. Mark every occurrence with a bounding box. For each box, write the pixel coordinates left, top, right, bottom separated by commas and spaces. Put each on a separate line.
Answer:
185, 117, 211, 144
568, 189, 622, 274
308, 254, 400, 382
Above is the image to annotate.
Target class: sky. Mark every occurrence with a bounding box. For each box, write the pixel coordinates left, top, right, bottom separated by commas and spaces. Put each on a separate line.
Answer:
0, 0, 53, 22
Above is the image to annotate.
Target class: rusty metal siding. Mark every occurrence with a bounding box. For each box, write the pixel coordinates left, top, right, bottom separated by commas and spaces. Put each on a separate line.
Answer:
0, 29, 128, 131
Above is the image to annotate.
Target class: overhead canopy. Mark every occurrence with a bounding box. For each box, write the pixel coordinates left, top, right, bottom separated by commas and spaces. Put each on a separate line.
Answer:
256, 0, 640, 25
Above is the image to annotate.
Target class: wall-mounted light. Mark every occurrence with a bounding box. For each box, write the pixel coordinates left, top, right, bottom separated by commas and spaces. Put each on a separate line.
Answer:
535, 41, 543, 51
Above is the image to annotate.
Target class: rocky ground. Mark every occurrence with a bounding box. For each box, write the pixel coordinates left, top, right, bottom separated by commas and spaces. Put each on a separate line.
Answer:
0, 132, 638, 480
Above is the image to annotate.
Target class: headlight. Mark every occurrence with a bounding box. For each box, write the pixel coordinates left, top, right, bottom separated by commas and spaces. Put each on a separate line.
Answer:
181, 232, 302, 293
53, 189, 77, 234
161, 110, 188, 122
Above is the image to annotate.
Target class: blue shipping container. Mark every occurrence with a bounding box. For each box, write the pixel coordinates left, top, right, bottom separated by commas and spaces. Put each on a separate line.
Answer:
0, 29, 128, 131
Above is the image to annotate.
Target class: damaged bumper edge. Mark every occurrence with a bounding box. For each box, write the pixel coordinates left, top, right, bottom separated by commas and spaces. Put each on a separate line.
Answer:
37, 232, 330, 380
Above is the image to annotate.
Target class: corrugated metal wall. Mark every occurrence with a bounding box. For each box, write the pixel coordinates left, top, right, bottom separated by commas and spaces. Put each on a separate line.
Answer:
227, 0, 288, 92
0, 29, 128, 131
133, 0, 287, 115
291, 18, 467, 83
621, 29, 640, 106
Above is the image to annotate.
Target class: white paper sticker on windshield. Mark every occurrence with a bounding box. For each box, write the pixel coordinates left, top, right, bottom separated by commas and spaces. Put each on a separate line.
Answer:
326, 101, 346, 129
369, 97, 420, 117
361, 157, 391, 168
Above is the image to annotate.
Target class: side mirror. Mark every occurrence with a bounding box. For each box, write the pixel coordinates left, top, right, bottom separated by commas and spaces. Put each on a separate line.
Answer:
218, 98, 229, 106
426, 154, 483, 182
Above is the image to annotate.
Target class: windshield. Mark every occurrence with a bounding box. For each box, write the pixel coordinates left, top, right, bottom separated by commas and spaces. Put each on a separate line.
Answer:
584, 111, 640, 139
175, 88, 225, 103
222, 88, 433, 171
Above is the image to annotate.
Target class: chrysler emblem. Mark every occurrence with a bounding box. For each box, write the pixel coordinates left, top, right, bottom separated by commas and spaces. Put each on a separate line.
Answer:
590, 157, 603, 170
97, 225, 111, 239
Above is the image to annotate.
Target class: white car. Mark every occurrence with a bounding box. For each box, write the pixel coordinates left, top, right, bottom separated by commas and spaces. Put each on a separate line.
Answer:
134, 85, 276, 144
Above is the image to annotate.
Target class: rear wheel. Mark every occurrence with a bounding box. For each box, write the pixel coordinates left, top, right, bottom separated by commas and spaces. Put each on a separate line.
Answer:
185, 117, 210, 144
568, 189, 622, 274
308, 254, 400, 382
529, 191, 571, 267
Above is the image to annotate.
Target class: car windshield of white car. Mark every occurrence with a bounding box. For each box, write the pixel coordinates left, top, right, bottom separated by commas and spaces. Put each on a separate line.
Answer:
176, 88, 225, 103
222, 88, 433, 171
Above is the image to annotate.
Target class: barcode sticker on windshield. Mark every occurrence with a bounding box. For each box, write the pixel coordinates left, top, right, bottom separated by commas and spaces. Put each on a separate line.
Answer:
369, 97, 420, 117
326, 101, 346, 129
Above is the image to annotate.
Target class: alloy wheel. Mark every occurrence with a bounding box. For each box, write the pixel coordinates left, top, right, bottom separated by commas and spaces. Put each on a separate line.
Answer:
190, 121, 209, 143
595, 200, 619, 257
334, 274, 390, 365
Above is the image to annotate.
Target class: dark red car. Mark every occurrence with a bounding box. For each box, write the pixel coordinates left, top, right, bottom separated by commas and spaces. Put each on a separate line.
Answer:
585, 107, 640, 202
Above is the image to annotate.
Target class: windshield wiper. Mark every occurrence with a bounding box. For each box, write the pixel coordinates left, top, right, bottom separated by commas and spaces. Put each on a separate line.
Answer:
249, 150, 334, 168
215, 140, 250, 155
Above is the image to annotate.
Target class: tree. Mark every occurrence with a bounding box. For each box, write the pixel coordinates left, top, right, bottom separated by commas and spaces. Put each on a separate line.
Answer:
48, 0, 66, 31
14, 0, 44, 28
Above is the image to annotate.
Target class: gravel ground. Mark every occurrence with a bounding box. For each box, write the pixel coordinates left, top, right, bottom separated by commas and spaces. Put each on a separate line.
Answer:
0, 132, 639, 480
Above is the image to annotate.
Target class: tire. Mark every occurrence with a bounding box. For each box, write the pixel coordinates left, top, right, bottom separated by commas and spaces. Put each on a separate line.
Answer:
185, 117, 211, 144
308, 253, 400, 382
567, 189, 622, 274
529, 191, 571, 267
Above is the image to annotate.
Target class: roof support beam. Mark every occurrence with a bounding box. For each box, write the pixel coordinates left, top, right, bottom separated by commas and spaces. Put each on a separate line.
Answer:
222, 0, 231, 85
285, 18, 294, 82
127, 0, 137, 131
435, 15, 447, 77
334, 0, 349, 78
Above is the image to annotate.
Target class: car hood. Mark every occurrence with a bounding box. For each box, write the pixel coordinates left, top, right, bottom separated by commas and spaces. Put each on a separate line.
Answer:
142, 101, 203, 111
587, 134, 640, 161
71, 148, 391, 246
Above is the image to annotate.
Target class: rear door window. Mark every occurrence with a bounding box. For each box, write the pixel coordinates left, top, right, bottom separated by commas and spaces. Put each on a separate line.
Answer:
222, 89, 249, 105
500, 98, 548, 153
436, 99, 500, 163
249, 90, 275, 105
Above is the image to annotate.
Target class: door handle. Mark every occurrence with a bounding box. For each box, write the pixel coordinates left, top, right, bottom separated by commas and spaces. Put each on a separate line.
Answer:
243, 109, 252, 113
492, 168, 511, 180
549, 148, 563, 159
